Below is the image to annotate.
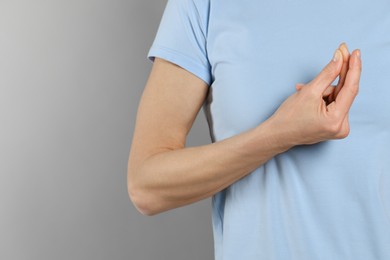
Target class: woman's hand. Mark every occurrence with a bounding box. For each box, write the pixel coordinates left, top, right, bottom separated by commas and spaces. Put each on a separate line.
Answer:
266, 42, 362, 146
295, 42, 351, 105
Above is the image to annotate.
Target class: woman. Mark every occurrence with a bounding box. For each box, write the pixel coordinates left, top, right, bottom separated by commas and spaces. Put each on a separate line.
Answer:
128, 0, 390, 259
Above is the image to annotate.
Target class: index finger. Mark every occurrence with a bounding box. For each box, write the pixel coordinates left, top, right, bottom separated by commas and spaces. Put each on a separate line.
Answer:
333, 49, 362, 117
332, 42, 350, 101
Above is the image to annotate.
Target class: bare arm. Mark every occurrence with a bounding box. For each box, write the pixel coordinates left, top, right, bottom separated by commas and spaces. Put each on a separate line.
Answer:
127, 58, 292, 216
128, 44, 361, 216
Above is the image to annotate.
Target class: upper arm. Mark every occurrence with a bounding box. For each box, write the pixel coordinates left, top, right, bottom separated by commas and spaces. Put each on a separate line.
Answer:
128, 0, 211, 195
127, 57, 209, 181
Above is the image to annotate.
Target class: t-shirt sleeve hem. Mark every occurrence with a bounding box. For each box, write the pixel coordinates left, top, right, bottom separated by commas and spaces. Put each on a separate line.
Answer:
147, 44, 211, 86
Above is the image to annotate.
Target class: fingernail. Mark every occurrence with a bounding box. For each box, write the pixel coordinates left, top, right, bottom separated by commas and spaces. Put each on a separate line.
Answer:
355, 49, 361, 66
332, 49, 341, 62
339, 42, 349, 55
339, 42, 348, 50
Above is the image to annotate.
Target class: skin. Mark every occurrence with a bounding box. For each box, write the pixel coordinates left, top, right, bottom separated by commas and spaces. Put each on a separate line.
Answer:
269, 42, 361, 145
127, 42, 362, 216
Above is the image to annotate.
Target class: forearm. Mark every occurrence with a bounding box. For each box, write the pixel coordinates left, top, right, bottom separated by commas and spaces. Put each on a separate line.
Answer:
130, 119, 294, 215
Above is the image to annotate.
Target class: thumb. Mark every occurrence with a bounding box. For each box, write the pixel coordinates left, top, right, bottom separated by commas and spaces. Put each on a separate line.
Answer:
307, 48, 343, 96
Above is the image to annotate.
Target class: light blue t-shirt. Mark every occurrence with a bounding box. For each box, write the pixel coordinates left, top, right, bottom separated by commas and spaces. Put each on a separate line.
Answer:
147, 0, 390, 259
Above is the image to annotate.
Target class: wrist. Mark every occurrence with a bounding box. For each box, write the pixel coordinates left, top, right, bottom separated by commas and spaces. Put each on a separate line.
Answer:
256, 118, 296, 153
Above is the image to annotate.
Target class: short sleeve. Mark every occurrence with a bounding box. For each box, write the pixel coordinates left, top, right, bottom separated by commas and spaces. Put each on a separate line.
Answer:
147, 0, 212, 86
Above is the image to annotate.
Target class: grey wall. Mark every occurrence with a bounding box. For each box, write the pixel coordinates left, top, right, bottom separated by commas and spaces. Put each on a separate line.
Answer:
0, 1, 214, 259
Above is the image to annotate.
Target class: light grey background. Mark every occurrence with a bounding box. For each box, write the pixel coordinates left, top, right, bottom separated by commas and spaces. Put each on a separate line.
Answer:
0, 1, 214, 259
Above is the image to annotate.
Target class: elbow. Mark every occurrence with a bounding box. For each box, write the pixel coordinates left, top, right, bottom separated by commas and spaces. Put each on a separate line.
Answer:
128, 187, 159, 216
127, 171, 161, 216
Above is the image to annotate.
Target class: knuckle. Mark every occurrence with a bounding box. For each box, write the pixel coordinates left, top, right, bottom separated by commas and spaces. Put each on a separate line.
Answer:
323, 122, 338, 135
343, 128, 350, 138
332, 124, 342, 135
332, 110, 343, 121
335, 128, 350, 139
324, 120, 342, 135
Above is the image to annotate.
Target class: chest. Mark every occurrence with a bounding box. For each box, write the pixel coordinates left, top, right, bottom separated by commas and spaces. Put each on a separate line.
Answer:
204, 0, 390, 135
